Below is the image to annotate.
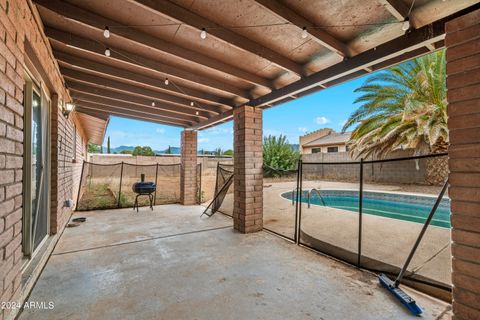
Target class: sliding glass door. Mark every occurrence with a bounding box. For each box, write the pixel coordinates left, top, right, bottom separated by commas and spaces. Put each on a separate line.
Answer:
24, 76, 50, 257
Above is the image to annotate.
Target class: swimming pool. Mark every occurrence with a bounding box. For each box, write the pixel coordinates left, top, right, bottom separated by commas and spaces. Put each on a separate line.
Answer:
281, 190, 451, 228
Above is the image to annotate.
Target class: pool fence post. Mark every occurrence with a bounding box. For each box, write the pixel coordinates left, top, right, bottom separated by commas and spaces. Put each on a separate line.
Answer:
154, 163, 159, 206
75, 160, 86, 211
296, 160, 303, 245
294, 159, 301, 243
357, 158, 364, 268
118, 161, 124, 208
198, 163, 202, 204
394, 180, 449, 287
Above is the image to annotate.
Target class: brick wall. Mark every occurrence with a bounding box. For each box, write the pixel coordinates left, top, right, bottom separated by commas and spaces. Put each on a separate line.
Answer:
180, 130, 197, 205
233, 105, 263, 233
0, 1, 88, 319
50, 99, 87, 234
445, 8, 480, 320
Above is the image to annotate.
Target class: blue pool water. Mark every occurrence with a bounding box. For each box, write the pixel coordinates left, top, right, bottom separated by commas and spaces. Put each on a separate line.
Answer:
281, 190, 451, 228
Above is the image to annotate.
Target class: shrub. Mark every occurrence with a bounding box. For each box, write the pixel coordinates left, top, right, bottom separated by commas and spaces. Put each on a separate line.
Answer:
263, 135, 300, 177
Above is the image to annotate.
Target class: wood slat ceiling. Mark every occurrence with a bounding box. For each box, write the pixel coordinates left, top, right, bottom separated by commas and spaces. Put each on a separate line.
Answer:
33, 0, 480, 131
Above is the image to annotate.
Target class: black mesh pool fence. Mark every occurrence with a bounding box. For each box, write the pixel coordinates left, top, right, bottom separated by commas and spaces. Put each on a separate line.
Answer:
76, 161, 202, 211
201, 163, 234, 217
291, 153, 451, 299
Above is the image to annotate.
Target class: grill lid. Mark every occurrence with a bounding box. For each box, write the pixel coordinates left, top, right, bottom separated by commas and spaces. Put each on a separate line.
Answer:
132, 181, 156, 193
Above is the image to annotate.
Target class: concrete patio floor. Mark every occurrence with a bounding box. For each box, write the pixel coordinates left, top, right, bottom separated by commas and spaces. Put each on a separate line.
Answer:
19, 205, 451, 320
222, 181, 451, 288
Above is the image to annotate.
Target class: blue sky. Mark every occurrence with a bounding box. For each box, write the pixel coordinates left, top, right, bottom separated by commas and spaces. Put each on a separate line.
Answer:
103, 76, 368, 151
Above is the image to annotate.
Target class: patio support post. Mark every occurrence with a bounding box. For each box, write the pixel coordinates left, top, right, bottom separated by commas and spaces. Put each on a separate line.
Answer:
180, 129, 198, 205
445, 9, 480, 320
233, 105, 263, 233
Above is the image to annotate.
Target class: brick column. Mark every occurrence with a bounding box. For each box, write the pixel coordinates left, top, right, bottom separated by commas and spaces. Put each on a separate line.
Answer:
233, 105, 263, 233
446, 9, 480, 320
180, 130, 197, 205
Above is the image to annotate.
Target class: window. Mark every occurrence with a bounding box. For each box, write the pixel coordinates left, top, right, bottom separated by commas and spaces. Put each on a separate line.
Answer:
312, 148, 321, 154
327, 146, 338, 153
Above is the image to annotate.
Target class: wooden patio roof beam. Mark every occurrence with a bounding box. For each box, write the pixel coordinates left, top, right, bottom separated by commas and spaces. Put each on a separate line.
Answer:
45, 27, 250, 99
191, 5, 480, 130
60, 67, 223, 115
248, 16, 447, 108
33, 0, 273, 89
192, 110, 234, 131
378, 0, 418, 28
66, 81, 212, 119
130, 0, 303, 76
254, 0, 350, 57
74, 101, 193, 127
76, 109, 109, 121
378, 0, 410, 21
71, 91, 203, 123
76, 107, 186, 128
54, 50, 232, 107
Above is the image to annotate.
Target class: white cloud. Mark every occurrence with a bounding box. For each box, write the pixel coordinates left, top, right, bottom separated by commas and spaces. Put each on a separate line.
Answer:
315, 116, 330, 125
198, 138, 210, 143
298, 127, 308, 133
155, 128, 166, 134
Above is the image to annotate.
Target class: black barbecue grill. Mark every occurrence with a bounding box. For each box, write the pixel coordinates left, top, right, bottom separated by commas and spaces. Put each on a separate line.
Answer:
132, 174, 156, 212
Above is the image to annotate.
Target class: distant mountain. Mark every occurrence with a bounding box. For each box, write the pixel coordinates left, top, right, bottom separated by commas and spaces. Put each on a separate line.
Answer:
110, 145, 135, 153
108, 145, 238, 155
157, 146, 181, 154
109, 145, 181, 154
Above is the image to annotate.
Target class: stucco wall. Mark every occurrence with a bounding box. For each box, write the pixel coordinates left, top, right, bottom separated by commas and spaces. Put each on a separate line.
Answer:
302, 144, 348, 154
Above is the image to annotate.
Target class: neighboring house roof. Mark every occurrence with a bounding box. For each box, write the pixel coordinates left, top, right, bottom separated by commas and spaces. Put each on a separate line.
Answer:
303, 132, 351, 147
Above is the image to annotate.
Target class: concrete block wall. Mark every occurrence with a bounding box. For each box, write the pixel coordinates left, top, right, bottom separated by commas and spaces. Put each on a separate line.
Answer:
88, 153, 233, 168
0, 2, 88, 319
233, 105, 263, 233
180, 130, 197, 205
446, 9, 480, 320
301, 150, 447, 185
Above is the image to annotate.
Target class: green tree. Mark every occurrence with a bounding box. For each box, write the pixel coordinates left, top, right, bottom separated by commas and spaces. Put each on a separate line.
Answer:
141, 146, 155, 156
132, 146, 155, 156
166, 145, 172, 154
223, 149, 233, 156
87, 143, 101, 154
107, 136, 111, 154
214, 148, 223, 156
120, 150, 132, 155
263, 135, 300, 177
343, 50, 448, 159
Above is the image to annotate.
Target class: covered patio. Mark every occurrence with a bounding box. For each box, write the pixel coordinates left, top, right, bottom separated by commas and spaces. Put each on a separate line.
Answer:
1, 1, 480, 319
19, 205, 451, 320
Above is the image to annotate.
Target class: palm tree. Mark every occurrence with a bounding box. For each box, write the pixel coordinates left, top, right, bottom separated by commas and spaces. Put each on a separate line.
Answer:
342, 50, 448, 159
